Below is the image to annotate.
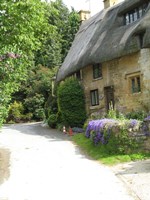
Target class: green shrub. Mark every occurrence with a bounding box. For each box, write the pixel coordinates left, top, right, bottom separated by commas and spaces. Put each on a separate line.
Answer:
48, 114, 57, 128
44, 95, 58, 119
23, 113, 33, 121
126, 110, 147, 121
57, 78, 87, 127
7, 101, 24, 123
85, 118, 142, 154
24, 93, 45, 120
0, 106, 8, 126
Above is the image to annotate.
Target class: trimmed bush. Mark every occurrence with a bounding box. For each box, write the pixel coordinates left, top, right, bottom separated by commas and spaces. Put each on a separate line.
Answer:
57, 78, 87, 127
48, 114, 57, 128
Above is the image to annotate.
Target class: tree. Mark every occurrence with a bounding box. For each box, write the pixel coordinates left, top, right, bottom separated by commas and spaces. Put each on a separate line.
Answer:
0, 46, 28, 126
0, 0, 50, 126
0, 0, 49, 55
2, 0, 81, 125
36, 0, 80, 65
61, 7, 80, 60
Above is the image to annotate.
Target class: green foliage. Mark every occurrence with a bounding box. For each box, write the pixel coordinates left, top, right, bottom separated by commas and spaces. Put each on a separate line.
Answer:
57, 78, 87, 127
11, 65, 57, 121
7, 101, 24, 123
0, 0, 80, 126
0, 0, 51, 126
0, 0, 48, 56
24, 65, 56, 99
61, 7, 80, 60
48, 114, 57, 128
7, 101, 33, 123
107, 108, 117, 119
105, 127, 139, 154
72, 133, 150, 165
44, 0, 80, 63
0, 46, 28, 127
106, 103, 126, 120
35, 25, 62, 68
24, 93, 45, 120
126, 110, 147, 121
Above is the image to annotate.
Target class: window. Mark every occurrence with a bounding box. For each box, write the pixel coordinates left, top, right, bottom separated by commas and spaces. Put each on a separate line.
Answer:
124, 2, 149, 25
75, 70, 82, 80
93, 64, 102, 79
130, 76, 141, 93
74, 70, 82, 80
90, 89, 99, 106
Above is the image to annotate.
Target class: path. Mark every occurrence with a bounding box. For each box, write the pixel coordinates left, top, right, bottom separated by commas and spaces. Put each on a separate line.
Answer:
0, 123, 138, 200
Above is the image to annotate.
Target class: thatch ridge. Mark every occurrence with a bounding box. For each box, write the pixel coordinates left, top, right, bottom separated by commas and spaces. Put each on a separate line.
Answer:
57, 0, 150, 82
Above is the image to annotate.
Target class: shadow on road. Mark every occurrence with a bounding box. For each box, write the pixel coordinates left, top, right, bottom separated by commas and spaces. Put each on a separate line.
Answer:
3, 122, 71, 141
3, 122, 87, 160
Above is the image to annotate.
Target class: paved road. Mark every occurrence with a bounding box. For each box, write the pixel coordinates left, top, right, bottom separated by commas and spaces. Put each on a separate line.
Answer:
0, 123, 137, 200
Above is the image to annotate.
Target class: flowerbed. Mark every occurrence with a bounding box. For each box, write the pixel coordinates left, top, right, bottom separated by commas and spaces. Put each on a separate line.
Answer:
85, 118, 142, 145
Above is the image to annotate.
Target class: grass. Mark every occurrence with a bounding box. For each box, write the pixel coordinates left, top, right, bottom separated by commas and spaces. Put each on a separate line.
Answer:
72, 133, 150, 166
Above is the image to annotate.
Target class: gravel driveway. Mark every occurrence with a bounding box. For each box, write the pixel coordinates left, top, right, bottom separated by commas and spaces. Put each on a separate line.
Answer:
0, 122, 139, 200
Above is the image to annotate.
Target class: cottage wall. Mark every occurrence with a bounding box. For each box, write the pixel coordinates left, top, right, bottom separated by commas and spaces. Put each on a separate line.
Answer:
82, 49, 150, 115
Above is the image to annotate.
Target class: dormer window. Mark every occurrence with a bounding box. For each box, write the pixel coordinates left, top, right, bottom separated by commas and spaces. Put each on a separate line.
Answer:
124, 2, 149, 25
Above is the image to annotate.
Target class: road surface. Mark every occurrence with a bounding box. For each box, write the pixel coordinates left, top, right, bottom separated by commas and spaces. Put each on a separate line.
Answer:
0, 122, 138, 200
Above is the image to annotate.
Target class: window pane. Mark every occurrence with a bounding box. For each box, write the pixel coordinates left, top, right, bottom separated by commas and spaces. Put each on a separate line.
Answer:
125, 13, 129, 25
131, 78, 136, 93
93, 64, 102, 79
124, 2, 149, 25
90, 90, 99, 106
76, 70, 81, 80
139, 7, 143, 18
91, 92, 95, 105
134, 10, 138, 21
143, 3, 148, 14
131, 76, 141, 93
137, 77, 141, 92
94, 90, 98, 105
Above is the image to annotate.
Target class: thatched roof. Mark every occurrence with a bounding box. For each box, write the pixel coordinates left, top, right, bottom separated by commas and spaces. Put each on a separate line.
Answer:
56, 0, 150, 82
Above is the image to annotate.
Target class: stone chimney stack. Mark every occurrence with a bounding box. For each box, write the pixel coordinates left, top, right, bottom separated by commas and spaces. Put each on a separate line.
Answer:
78, 10, 91, 23
103, 0, 123, 9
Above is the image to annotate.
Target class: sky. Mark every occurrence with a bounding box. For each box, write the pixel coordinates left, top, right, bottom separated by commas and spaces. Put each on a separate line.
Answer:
62, 0, 104, 16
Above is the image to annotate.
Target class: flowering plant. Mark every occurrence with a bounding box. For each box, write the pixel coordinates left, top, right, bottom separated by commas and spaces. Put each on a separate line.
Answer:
144, 116, 150, 121
85, 118, 142, 146
85, 118, 119, 145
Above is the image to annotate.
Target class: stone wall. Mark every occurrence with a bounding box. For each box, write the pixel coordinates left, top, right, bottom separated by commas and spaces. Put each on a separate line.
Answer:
82, 49, 150, 115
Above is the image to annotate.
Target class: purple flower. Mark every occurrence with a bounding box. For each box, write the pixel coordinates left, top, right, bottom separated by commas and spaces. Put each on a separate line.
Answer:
129, 119, 138, 128
85, 118, 118, 145
144, 116, 150, 121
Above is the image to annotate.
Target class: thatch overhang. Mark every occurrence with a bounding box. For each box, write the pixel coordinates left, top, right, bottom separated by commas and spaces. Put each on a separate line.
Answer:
56, 0, 150, 82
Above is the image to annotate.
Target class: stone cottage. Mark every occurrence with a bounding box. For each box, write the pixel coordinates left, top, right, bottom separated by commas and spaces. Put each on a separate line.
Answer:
56, 0, 150, 116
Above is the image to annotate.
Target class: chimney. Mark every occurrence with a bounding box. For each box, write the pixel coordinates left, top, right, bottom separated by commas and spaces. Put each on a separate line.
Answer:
78, 10, 91, 23
103, 0, 122, 9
